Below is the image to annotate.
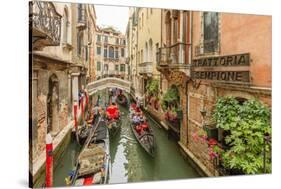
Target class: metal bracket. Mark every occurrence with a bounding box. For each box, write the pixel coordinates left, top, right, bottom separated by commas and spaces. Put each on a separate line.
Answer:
192, 79, 201, 89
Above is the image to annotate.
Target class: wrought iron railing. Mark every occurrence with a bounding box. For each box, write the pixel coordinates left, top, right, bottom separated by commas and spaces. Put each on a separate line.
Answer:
157, 43, 190, 66
30, 1, 61, 45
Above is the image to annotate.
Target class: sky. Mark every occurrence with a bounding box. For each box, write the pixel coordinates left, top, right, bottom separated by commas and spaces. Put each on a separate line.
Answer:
94, 4, 130, 34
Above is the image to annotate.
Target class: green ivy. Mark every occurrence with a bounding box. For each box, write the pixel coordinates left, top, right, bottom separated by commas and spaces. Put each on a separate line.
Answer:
160, 86, 180, 111
162, 86, 179, 103
146, 79, 159, 96
213, 97, 271, 174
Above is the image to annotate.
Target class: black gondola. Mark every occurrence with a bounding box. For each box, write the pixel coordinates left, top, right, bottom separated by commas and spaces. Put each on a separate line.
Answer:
105, 103, 122, 138
129, 107, 155, 157
106, 118, 122, 137
66, 119, 110, 186
116, 94, 127, 107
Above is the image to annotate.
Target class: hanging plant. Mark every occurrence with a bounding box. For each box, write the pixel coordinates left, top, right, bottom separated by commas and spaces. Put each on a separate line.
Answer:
213, 97, 272, 174
146, 79, 160, 97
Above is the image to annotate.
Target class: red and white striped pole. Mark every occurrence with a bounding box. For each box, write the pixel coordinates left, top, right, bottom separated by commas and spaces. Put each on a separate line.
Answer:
85, 92, 88, 108
81, 95, 84, 122
73, 100, 78, 130
45, 133, 53, 187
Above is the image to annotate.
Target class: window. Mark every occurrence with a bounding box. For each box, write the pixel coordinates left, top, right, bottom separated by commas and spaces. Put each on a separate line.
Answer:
85, 46, 88, 61
115, 65, 119, 71
165, 11, 171, 46
62, 8, 69, 44
104, 36, 108, 43
104, 47, 108, 58
109, 46, 114, 58
142, 13, 144, 27
123, 39, 126, 45
203, 12, 219, 53
97, 35, 101, 42
77, 4, 85, 22
115, 48, 119, 59
151, 8, 153, 14
97, 62, 101, 71
121, 48, 125, 57
116, 38, 119, 44
77, 32, 83, 56
104, 64, 108, 71
97, 47, 101, 55
120, 64, 125, 72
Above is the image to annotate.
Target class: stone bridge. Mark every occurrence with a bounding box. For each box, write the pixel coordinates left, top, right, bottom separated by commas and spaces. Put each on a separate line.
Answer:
86, 77, 132, 96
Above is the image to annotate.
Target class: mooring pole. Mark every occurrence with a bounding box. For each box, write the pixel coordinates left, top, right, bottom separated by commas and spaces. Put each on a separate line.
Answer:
81, 95, 84, 122
45, 133, 53, 187
74, 100, 79, 143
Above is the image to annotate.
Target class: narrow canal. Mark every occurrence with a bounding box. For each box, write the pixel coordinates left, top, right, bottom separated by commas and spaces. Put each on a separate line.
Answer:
50, 89, 200, 187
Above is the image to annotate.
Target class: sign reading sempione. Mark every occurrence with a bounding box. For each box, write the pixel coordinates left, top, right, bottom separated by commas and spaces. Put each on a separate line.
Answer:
191, 53, 250, 83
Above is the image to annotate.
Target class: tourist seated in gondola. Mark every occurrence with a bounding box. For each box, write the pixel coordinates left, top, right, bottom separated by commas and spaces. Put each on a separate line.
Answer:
130, 102, 137, 110
106, 102, 119, 120
132, 113, 140, 126
136, 118, 149, 135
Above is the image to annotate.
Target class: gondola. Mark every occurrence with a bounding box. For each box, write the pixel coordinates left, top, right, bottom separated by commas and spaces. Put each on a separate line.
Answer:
105, 104, 122, 137
129, 107, 155, 157
66, 119, 110, 186
77, 122, 90, 145
116, 94, 127, 107
106, 118, 122, 137
77, 110, 98, 145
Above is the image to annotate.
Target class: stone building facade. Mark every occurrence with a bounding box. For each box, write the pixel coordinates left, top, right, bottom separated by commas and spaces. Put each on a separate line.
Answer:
127, 8, 272, 176
127, 7, 162, 102
183, 11, 272, 175
95, 27, 127, 80
30, 1, 97, 169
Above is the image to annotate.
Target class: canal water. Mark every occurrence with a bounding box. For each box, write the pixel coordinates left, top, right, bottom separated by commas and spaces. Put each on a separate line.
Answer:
51, 89, 200, 187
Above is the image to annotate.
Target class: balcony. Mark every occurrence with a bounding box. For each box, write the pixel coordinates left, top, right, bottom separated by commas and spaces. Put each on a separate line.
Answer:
138, 62, 153, 76
104, 57, 119, 62
30, 1, 62, 50
157, 42, 191, 76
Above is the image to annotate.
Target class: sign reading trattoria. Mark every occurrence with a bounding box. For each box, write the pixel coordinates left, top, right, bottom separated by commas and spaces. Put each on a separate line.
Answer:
192, 53, 250, 67
191, 53, 250, 83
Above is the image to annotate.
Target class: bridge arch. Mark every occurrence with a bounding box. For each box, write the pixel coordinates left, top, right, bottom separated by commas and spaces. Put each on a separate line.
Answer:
86, 77, 132, 96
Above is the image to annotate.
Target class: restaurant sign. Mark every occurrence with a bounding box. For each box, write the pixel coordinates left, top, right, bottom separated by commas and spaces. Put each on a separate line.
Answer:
191, 53, 250, 83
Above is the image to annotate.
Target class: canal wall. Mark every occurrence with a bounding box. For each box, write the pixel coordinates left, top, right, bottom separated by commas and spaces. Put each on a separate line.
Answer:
32, 121, 73, 187
32, 100, 86, 187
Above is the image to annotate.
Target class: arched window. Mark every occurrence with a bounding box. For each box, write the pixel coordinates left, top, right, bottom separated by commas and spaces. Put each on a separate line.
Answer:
165, 11, 171, 46
47, 74, 59, 134
115, 47, 119, 59
145, 42, 148, 62
203, 12, 219, 53
77, 32, 83, 56
109, 46, 114, 58
149, 39, 153, 62
62, 7, 69, 44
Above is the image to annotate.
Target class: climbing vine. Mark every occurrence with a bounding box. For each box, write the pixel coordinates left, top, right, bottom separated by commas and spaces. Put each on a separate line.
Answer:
213, 97, 272, 174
